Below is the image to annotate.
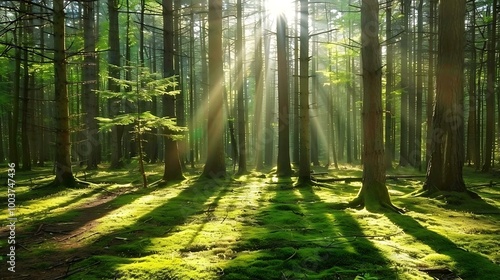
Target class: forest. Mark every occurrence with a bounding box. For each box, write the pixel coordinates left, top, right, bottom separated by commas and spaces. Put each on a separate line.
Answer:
1, 0, 500, 279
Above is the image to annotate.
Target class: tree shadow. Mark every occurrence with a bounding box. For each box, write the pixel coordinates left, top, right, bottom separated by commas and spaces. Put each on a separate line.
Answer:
0, 183, 163, 279
2, 177, 233, 279
221, 180, 397, 279
384, 212, 500, 279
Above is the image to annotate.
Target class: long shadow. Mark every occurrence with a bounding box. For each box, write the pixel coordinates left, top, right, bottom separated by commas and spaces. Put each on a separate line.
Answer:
385, 212, 500, 279
5, 177, 232, 280
221, 180, 396, 279
0, 185, 163, 279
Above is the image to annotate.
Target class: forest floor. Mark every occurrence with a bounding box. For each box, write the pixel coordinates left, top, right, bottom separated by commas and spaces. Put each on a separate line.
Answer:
0, 163, 499, 280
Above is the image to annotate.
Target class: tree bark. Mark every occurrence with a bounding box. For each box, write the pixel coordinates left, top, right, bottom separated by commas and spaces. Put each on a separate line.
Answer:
82, 0, 99, 170
298, 0, 311, 184
108, 0, 123, 169
163, 0, 185, 181
424, 0, 467, 193
399, 0, 410, 167
21, 0, 31, 171
53, 0, 76, 186
348, 0, 399, 212
202, 0, 226, 178
253, 0, 264, 170
482, 0, 497, 172
236, 0, 247, 175
276, 14, 292, 177
385, 4, 394, 169
466, 1, 480, 168
426, 0, 436, 167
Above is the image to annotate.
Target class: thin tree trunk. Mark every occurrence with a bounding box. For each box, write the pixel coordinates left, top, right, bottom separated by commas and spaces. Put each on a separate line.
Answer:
236, 0, 247, 175
108, 0, 123, 169
385, 4, 394, 169
293, 0, 300, 165
53, 0, 76, 186
276, 14, 292, 177
83, 0, 99, 170
298, 0, 311, 184
189, 5, 195, 168
9, 25, 20, 167
415, 0, 423, 170
482, 0, 497, 172
467, 1, 479, 168
254, 1, 264, 170
21, 1, 31, 171
399, 0, 410, 167
426, 0, 436, 167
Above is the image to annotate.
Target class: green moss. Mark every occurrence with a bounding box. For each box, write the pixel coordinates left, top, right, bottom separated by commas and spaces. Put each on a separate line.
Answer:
4, 164, 500, 280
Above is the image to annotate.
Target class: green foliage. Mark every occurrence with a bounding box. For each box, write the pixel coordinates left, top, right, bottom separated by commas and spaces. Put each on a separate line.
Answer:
96, 66, 187, 139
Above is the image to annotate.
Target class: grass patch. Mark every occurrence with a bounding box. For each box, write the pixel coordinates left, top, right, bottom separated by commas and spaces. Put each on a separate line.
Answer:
0, 164, 499, 279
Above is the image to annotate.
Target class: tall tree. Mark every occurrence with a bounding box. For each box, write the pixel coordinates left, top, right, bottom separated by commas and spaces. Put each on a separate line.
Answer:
202, 0, 226, 178
399, 0, 410, 166
348, 0, 400, 212
108, 0, 123, 169
52, 0, 76, 186
162, 0, 184, 181
82, 0, 99, 170
466, 1, 480, 168
253, 0, 264, 170
236, 0, 247, 175
426, 0, 436, 166
482, 0, 497, 172
423, 0, 467, 193
415, 0, 424, 170
385, 2, 394, 169
297, 0, 311, 184
9, 18, 21, 168
20, 0, 31, 171
276, 13, 292, 177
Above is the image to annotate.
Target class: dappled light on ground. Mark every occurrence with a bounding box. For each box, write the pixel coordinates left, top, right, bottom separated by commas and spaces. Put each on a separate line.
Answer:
0, 165, 499, 279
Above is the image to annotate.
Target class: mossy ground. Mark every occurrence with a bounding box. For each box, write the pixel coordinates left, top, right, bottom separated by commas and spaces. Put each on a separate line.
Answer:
0, 163, 499, 279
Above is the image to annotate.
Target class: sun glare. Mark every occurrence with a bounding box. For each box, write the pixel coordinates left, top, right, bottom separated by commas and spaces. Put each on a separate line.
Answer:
267, 0, 296, 22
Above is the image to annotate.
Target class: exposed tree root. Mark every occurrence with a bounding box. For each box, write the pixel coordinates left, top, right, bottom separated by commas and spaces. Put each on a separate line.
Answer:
339, 195, 405, 214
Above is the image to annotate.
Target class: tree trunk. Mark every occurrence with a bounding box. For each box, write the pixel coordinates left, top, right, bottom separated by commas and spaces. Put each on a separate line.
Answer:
466, 2, 480, 168
482, 0, 497, 172
83, 0, 99, 170
349, 0, 398, 212
189, 6, 196, 168
385, 5, 394, 169
9, 26, 20, 167
53, 0, 76, 186
202, 0, 226, 178
298, 0, 311, 184
399, 0, 410, 167
415, 0, 423, 171
163, 0, 185, 181
426, 0, 436, 167
276, 14, 292, 177
424, 0, 467, 193
253, 0, 264, 170
108, 0, 123, 169
21, 1, 31, 171
235, 0, 247, 175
